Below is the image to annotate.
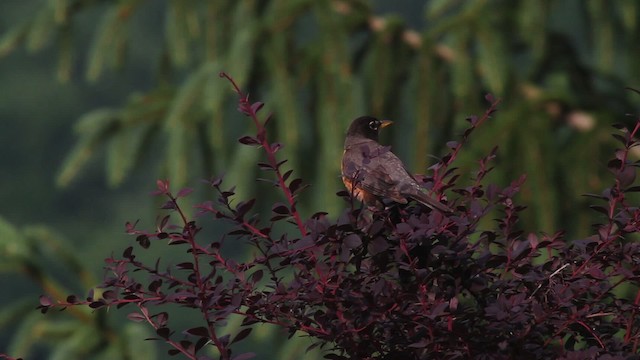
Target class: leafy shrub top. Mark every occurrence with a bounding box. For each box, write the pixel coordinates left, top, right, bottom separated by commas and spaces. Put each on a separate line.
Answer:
39, 75, 640, 360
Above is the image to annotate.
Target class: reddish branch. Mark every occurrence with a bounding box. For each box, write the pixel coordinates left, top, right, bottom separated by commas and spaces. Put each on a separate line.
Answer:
219, 72, 308, 237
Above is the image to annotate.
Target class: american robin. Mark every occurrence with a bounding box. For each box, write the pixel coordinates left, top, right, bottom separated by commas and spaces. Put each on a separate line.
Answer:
341, 116, 452, 213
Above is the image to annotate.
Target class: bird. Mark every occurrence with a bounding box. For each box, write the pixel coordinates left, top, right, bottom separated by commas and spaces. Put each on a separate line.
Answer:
341, 116, 452, 213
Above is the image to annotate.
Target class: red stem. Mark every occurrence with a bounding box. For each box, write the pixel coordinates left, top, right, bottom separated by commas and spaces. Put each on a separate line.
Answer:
136, 304, 199, 360
625, 288, 640, 345
433, 98, 501, 193
220, 72, 308, 236
572, 120, 640, 277
168, 193, 231, 359
575, 320, 605, 348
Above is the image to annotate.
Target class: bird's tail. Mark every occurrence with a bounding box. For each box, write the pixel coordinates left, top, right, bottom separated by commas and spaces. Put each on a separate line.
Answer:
409, 192, 452, 213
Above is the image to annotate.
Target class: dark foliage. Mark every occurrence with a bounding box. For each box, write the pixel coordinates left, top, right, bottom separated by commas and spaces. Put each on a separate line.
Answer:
0, 354, 21, 360
38, 75, 640, 360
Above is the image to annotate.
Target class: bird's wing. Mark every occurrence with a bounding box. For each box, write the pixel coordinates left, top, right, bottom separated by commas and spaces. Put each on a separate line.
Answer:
343, 142, 408, 203
344, 144, 451, 212
358, 163, 407, 203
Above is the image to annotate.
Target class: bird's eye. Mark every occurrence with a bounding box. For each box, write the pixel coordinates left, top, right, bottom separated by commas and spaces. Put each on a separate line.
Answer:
368, 121, 378, 130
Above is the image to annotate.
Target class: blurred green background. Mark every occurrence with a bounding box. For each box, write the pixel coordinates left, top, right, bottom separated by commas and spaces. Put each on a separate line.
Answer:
1, 0, 640, 358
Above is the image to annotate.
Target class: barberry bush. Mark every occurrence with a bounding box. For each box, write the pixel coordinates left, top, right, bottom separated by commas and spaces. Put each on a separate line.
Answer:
38, 75, 640, 359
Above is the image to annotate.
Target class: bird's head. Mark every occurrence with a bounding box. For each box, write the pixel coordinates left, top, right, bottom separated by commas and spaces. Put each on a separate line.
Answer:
346, 116, 393, 142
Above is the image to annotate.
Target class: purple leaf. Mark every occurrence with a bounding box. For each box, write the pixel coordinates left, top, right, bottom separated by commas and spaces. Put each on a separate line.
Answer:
282, 169, 294, 181
289, 178, 303, 193
148, 279, 162, 292
128, 312, 147, 323
195, 337, 209, 353
272, 203, 290, 215
89, 300, 106, 309
250, 101, 264, 113
608, 158, 623, 171
618, 166, 636, 188
446, 141, 459, 149
156, 327, 171, 340
582, 193, 606, 200
136, 234, 150, 249
161, 200, 176, 210
159, 215, 171, 230
154, 312, 169, 326
236, 199, 256, 216
39, 295, 52, 306
257, 162, 274, 171
589, 205, 609, 216
102, 290, 117, 300
123, 246, 135, 260
230, 328, 253, 345
185, 326, 209, 337
176, 187, 194, 198
343, 234, 362, 249
238, 136, 260, 146
176, 262, 194, 270
154, 179, 170, 195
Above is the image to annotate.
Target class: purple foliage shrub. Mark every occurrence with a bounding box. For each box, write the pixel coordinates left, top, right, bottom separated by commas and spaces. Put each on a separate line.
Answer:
39, 74, 640, 359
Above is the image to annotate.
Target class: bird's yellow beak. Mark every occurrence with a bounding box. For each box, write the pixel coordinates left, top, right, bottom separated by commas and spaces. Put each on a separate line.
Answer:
380, 120, 393, 128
